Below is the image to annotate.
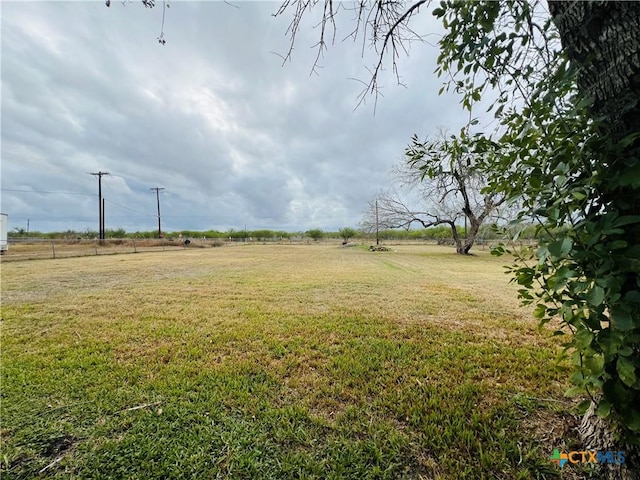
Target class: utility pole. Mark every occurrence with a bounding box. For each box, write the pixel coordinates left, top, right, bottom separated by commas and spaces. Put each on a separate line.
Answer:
150, 187, 165, 238
90, 171, 110, 241
375, 200, 379, 245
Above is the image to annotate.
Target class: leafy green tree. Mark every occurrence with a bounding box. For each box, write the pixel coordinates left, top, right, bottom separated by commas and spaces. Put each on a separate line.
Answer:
338, 227, 357, 243
305, 229, 324, 241
227, 229, 249, 240
431, 0, 640, 466
106, 228, 127, 238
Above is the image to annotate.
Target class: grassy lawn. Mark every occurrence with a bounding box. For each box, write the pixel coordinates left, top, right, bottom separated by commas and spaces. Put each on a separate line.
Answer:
1, 244, 585, 479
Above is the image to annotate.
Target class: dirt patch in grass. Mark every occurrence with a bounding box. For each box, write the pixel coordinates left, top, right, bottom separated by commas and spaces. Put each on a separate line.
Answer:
519, 406, 588, 480
43, 433, 77, 458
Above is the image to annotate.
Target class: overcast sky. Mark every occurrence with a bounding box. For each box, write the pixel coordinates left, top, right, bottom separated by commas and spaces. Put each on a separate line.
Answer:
1, 0, 469, 234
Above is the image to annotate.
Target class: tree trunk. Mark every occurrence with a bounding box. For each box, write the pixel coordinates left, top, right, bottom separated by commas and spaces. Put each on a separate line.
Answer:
579, 401, 640, 480
454, 243, 468, 255
451, 219, 474, 254
462, 215, 482, 255
548, 0, 640, 216
548, 1, 640, 135
450, 222, 465, 254
451, 213, 483, 255
548, 3, 640, 478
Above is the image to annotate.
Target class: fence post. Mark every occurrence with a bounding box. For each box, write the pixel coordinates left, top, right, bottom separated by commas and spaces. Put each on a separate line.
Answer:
95, 239, 98, 256
51, 241, 56, 259
133, 238, 137, 253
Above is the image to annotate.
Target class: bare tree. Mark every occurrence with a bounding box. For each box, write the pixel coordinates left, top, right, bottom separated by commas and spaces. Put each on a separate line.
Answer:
363, 133, 505, 254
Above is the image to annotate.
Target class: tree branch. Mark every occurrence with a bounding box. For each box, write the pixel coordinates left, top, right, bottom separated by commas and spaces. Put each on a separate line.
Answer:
275, 1, 431, 108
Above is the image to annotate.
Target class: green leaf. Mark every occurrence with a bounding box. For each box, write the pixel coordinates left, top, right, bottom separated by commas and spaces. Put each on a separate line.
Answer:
611, 309, 635, 331
599, 330, 626, 358
608, 240, 628, 250
595, 399, 612, 418
548, 238, 572, 259
574, 329, 593, 350
617, 356, 637, 387
619, 163, 640, 187
577, 399, 592, 414
565, 385, 584, 397
586, 286, 605, 307
533, 303, 546, 319
611, 215, 640, 228
619, 347, 634, 357
584, 354, 604, 375
622, 409, 640, 432
624, 291, 640, 303
603, 379, 630, 406
547, 275, 567, 292
571, 191, 586, 200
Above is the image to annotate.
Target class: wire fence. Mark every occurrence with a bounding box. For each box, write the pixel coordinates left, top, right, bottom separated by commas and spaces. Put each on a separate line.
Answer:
0, 236, 522, 262
0, 237, 291, 262
0, 237, 364, 262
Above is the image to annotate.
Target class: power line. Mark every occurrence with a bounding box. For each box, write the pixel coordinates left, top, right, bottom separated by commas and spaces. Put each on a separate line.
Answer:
104, 198, 156, 218
1, 188, 95, 196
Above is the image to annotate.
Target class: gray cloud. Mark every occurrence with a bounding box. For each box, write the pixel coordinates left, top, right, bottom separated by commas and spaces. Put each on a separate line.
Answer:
1, 1, 468, 234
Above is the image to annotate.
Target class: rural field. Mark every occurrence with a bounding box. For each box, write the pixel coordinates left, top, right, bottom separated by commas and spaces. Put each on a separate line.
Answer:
1, 244, 586, 479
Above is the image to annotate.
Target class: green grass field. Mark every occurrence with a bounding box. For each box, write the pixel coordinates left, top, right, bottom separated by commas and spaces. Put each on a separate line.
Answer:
1, 244, 585, 479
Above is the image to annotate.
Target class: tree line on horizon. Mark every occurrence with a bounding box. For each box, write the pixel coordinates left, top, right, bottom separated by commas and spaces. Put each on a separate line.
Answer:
8, 223, 550, 243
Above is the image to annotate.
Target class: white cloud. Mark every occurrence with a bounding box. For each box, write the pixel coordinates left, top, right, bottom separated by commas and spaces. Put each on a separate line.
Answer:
1, 1, 469, 233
